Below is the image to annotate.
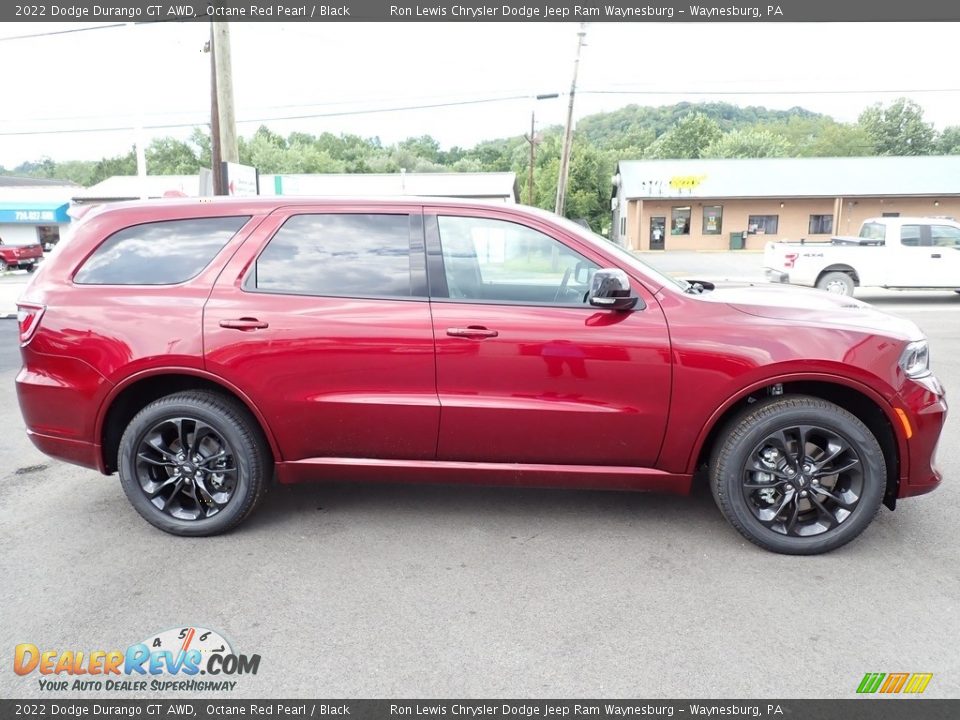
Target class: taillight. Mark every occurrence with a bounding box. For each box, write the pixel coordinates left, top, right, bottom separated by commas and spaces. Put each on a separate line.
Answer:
17, 303, 45, 345
783, 253, 799, 269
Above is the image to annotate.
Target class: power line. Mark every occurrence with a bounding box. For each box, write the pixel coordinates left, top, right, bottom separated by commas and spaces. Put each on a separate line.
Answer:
0, 24, 129, 42
0, 94, 533, 137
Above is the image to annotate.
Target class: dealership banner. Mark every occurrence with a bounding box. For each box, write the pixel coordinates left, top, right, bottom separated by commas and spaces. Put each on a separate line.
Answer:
4, 0, 960, 22
1, 700, 958, 720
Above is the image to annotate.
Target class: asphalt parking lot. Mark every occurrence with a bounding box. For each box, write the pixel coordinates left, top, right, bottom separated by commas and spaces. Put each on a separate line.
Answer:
1, 261, 958, 700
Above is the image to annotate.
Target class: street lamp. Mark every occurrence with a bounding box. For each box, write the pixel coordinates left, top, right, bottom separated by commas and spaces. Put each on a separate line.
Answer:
524, 93, 560, 206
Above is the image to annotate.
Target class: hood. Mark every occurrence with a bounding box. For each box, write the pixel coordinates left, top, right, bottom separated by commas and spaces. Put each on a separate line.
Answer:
697, 283, 923, 341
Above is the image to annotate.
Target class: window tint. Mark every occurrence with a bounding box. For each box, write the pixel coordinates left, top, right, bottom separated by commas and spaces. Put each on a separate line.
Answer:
438, 216, 598, 305
74, 216, 248, 285
931, 225, 960, 248
255, 214, 412, 297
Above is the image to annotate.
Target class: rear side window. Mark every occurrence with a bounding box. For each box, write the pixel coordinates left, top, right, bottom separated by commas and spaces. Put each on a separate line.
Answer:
74, 216, 249, 285
253, 214, 413, 297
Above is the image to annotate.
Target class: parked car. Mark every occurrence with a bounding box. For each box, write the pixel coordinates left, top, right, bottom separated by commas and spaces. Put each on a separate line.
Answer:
0, 236, 43, 272
763, 216, 960, 296
15, 198, 947, 554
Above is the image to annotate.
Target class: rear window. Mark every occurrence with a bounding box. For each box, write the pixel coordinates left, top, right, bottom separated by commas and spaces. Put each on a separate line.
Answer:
74, 216, 249, 285
252, 213, 414, 297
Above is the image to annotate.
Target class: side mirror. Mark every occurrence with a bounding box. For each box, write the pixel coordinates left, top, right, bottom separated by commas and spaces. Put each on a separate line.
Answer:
589, 269, 639, 311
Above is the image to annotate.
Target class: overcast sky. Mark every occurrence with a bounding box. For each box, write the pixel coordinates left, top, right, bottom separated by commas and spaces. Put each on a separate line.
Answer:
1, 21, 958, 168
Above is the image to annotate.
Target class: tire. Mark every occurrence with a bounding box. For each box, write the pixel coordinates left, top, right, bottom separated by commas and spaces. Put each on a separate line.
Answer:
25, 265, 36, 273
0, 261, 7, 273
710, 395, 885, 555
118, 390, 271, 536
816, 271, 855, 296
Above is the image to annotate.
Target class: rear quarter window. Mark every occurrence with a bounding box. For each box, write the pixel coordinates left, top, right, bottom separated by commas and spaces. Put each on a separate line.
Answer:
73, 216, 250, 285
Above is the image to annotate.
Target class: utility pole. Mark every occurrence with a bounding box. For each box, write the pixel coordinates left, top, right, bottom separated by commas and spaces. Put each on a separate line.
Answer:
555, 24, 587, 216
128, 22, 148, 199
207, 24, 223, 195
212, 21, 239, 173
523, 93, 559, 207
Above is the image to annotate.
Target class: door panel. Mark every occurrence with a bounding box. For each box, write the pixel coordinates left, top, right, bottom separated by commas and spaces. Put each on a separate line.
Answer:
426, 209, 671, 467
203, 206, 439, 462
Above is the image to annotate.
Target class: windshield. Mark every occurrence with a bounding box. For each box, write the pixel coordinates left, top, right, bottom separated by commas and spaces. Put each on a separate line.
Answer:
549, 214, 692, 292
860, 222, 887, 241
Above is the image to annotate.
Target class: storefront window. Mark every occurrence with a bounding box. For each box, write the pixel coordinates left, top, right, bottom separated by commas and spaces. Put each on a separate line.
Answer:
671, 207, 691, 235
37, 226, 60, 251
808, 215, 833, 234
747, 215, 779, 235
702, 206, 723, 235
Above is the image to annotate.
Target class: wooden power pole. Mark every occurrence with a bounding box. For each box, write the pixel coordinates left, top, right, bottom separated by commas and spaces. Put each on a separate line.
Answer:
555, 24, 587, 216
212, 21, 238, 166
208, 23, 223, 195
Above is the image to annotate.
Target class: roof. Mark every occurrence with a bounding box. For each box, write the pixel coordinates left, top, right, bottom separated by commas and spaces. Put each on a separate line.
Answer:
262, 172, 519, 201
615, 156, 960, 200
0, 175, 79, 188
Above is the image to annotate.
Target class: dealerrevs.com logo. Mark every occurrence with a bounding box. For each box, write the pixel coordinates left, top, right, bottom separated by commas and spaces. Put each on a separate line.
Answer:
14, 627, 260, 692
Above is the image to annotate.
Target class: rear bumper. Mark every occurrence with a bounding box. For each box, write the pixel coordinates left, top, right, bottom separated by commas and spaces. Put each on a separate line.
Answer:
26, 430, 103, 471
16, 353, 111, 473
897, 375, 947, 498
764, 268, 789, 283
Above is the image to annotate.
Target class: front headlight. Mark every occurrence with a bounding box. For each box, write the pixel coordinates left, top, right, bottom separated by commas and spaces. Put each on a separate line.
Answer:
899, 340, 930, 379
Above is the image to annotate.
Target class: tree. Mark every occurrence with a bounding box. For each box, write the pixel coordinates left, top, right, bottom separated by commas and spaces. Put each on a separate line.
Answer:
146, 137, 200, 174
702, 129, 790, 158
644, 113, 723, 159
857, 98, 936, 155
938, 126, 960, 154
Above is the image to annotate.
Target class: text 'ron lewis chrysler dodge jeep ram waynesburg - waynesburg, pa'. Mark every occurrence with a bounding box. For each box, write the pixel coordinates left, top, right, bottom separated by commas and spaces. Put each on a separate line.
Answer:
15, 198, 947, 554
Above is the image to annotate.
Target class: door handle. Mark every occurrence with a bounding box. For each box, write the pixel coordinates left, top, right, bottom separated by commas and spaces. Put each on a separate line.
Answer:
219, 317, 269, 331
446, 326, 498, 339
931, 253, 942, 259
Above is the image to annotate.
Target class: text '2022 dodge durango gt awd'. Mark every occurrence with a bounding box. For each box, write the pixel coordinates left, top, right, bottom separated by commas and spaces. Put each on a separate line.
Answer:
15, 198, 947, 553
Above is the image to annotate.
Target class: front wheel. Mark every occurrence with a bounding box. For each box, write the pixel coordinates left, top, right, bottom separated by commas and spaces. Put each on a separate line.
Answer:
816, 271, 855, 296
118, 390, 271, 536
710, 396, 885, 555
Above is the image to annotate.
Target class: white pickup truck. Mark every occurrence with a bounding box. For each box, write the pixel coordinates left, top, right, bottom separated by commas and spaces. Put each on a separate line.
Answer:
763, 216, 960, 296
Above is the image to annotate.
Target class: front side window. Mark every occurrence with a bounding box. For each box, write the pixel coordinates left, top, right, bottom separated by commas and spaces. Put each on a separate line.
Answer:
702, 206, 723, 235
747, 215, 779, 235
808, 214, 834, 234
74, 216, 249, 285
254, 214, 413, 297
437, 215, 598, 305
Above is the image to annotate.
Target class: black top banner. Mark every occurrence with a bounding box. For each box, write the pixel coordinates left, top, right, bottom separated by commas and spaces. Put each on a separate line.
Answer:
4, 0, 960, 22
1, 700, 959, 720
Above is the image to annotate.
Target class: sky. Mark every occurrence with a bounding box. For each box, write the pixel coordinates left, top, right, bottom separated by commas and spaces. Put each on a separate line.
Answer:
1, 21, 959, 169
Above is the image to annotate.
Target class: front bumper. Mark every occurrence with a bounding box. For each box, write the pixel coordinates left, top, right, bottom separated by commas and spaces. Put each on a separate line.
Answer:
897, 374, 947, 498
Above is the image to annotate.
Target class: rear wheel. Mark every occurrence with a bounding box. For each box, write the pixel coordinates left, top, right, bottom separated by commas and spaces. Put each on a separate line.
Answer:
118, 391, 270, 536
816, 271, 855, 296
710, 396, 884, 555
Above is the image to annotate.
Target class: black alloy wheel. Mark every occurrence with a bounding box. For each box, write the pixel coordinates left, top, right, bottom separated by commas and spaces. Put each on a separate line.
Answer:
135, 417, 239, 521
710, 396, 885, 554
118, 391, 270, 536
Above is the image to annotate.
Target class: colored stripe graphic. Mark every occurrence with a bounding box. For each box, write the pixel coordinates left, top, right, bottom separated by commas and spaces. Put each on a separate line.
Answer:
904, 673, 934, 694
880, 673, 910, 693
857, 673, 886, 693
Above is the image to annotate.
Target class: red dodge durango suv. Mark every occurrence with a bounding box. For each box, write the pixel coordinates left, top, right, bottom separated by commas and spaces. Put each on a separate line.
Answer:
15, 198, 947, 553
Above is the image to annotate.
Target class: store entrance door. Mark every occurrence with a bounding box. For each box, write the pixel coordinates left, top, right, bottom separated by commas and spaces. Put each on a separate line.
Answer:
650, 217, 666, 250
